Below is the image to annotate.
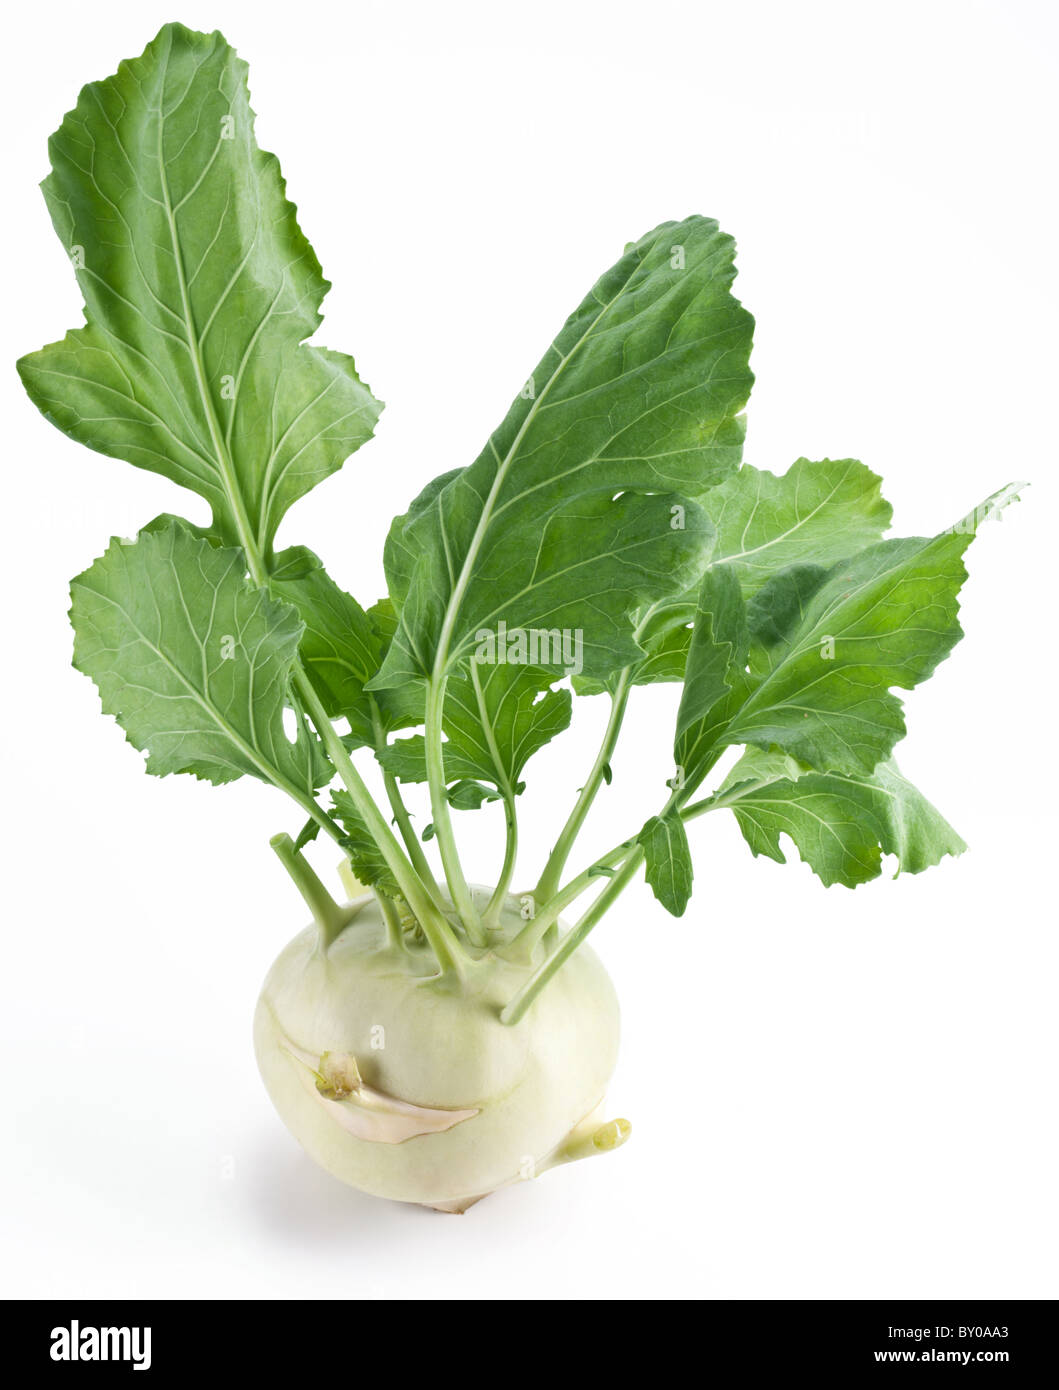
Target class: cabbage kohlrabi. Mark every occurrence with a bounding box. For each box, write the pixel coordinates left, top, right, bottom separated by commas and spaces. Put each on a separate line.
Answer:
18, 22, 1021, 1212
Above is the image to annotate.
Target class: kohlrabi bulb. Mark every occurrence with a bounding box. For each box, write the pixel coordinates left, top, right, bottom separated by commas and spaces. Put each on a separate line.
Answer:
254, 888, 625, 1211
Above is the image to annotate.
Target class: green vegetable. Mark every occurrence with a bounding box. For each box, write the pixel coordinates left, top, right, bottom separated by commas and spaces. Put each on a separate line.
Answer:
18, 21, 1022, 1210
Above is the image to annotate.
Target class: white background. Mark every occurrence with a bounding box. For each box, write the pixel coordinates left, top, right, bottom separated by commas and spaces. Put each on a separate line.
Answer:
1, 0, 1055, 1300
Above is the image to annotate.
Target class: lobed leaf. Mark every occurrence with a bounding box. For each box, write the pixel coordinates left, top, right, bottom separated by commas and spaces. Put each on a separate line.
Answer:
716, 748, 966, 887
729, 520, 986, 774
70, 521, 330, 791
578, 457, 892, 695
331, 791, 401, 897
674, 487, 1021, 782
269, 547, 384, 749
17, 23, 380, 559
380, 661, 571, 801
706, 457, 893, 596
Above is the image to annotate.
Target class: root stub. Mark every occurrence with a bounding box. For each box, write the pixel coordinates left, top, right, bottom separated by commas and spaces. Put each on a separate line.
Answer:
420, 1106, 632, 1213
422, 1194, 490, 1215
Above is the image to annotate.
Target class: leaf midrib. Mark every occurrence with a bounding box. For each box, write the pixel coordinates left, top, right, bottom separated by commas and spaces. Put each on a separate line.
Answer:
429, 239, 659, 679
154, 44, 266, 582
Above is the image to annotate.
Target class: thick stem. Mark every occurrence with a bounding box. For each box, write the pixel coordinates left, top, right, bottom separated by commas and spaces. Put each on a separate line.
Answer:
370, 703, 447, 910
501, 848, 645, 1026
534, 671, 632, 901
680, 783, 752, 819
512, 773, 683, 962
383, 769, 448, 906
375, 890, 406, 952
501, 782, 731, 1016
424, 675, 484, 944
285, 788, 346, 847
483, 792, 519, 929
295, 671, 468, 979
508, 839, 635, 956
270, 833, 352, 949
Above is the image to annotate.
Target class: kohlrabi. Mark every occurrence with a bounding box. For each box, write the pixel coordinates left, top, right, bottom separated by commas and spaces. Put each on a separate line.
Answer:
18, 22, 1021, 1212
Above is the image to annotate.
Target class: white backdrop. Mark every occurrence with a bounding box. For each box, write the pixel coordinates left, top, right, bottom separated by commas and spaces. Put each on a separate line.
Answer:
1, 0, 1055, 1300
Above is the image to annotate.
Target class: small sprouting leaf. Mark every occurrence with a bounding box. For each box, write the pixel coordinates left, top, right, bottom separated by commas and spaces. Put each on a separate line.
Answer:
270, 547, 388, 749
638, 813, 694, 916
446, 780, 503, 810
70, 522, 330, 791
331, 791, 401, 897
293, 816, 321, 852
365, 597, 428, 731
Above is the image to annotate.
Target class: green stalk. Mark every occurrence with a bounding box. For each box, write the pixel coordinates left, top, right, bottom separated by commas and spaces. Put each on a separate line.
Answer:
510, 780, 728, 962
680, 782, 756, 819
501, 848, 645, 1026
465, 658, 519, 931
505, 773, 694, 980
270, 833, 351, 949
383, 768, 449, 909
295, 671, 469, 978
370, 702, 447, 910
483, 791, 519, 929
534, 670, 632, 901
508, 839, 635, 955
376, 890, 406, 952
424, 674, 485, 945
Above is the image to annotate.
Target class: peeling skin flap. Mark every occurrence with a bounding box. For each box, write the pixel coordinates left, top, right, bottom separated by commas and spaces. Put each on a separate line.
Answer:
281, 1036, 478, 1144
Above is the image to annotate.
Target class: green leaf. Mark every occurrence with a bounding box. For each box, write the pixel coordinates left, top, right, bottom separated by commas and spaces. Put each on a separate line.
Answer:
673, 564, 750, 793
715, 748, 966, 887
638, 812, 694, 916
293, 816, 321, 852
724, 490, 1020, 775
17, 22, 380, 558
380, 471, 461, 613
372, 216, 753, 688
269, 547, 384, 748
580, 457, 893, 694
140, 512, 220, 546
446, 780, 503, 810
670, 488, 1022, 795
331, 791, 401, 897
380, 660, 571, 798
70, 521, 330, 792
573, 616, 693, 696
706, 458, 893, 596
363, 598, 429, 732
